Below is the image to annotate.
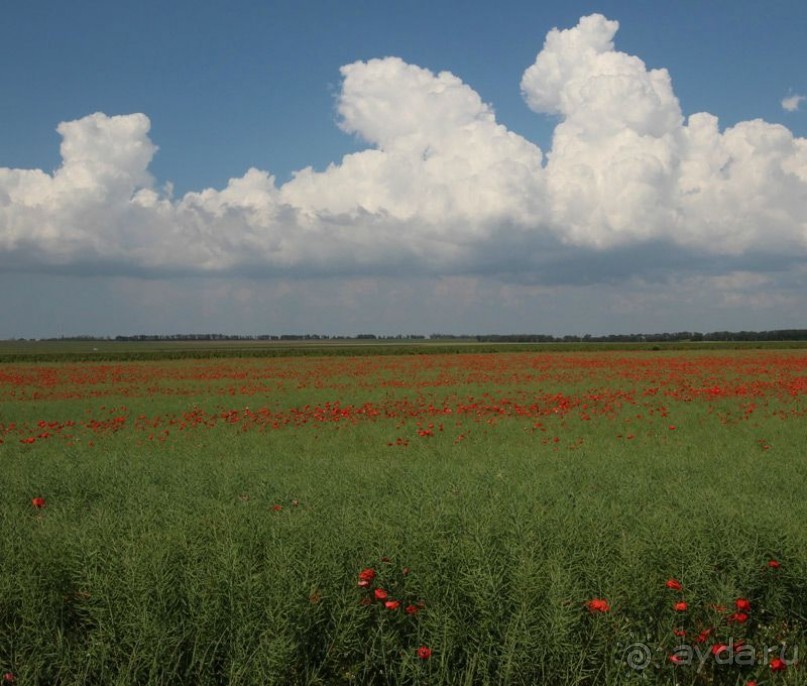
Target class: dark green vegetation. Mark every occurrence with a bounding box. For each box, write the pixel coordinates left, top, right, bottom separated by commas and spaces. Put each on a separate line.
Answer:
1, 337, 806, 364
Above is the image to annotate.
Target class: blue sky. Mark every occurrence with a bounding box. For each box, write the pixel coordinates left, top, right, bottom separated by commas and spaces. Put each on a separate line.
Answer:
1, 1, 806, 337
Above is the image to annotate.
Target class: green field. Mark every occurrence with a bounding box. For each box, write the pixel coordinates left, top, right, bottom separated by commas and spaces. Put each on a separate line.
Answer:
2, 338, 806, 364
1, 349, 805, 684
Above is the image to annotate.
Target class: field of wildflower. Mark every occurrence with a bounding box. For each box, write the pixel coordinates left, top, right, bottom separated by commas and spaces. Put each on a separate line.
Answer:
1, 348, 806, 685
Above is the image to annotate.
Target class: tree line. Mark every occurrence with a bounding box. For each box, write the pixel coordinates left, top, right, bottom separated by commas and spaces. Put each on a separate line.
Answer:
24, 329, 807, 343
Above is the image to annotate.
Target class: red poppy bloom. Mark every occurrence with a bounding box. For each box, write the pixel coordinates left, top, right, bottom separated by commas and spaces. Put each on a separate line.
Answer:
374, 588, 388, 601
417, 646, 432, 660
735, 598, 751, 612
711, 643, 729, 657
728, 612, 749, 624
673, 601, 688, 612
770, 657, 787, 672
665, 579, 683, 591
2, 674, 14, 684
695, 628, 713, 644
587, 598, 610, 613
768, 559, 781, 569
673, 628, 686, 637
405, 604, 419, 615
31, 497, 46, 509
384, 600, 400, 610
357, 568, 376, 588
272, 504, 283, 511
669, 654, 685, 665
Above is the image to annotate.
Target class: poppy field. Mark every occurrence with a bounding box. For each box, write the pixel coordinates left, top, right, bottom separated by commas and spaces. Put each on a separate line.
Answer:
1, 349, 807, 685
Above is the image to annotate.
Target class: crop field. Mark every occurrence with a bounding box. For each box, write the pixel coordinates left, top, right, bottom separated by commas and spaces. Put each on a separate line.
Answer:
1, 349, 806, 685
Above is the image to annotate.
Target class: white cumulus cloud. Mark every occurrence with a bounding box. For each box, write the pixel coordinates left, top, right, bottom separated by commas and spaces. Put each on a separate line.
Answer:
1, 14, 806, 283
521, 14, 807, 254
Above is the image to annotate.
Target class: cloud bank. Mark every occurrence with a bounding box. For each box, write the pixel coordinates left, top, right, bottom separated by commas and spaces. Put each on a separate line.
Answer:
2, 14, 806, 284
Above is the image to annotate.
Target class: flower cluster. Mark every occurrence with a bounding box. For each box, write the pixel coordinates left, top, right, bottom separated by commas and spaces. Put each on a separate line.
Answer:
589, 560, 793, 681
618, 560, 793, 682
356, 561, 431, 662
666, 572, 792, 671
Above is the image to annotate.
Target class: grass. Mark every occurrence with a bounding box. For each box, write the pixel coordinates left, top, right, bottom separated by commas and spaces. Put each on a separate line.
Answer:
1, 349, 806, 684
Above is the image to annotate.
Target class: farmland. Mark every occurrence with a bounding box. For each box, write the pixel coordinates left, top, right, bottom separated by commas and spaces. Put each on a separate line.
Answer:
1, 349, 806, 685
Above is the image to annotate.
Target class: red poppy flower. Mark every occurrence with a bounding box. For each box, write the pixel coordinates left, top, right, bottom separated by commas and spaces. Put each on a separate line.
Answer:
728, 612, 749, 624
673, 628, 686, 637
417, 646, 432, 660
586, 598, 610, 613
665, 579, 683, 591
31, 497, 46, 509
711, 643, 729, 657
374, 588, 388, 601
357, 568, 376, 588
735, 598, 751, 612
669, 654, 685, 665
272, 504, 283, 511
770, 657, 787, 672
384, 600, 400, 610
673, 601, 688, 612
768, 559, 781, 569
695, 628, 713, 644
2, 674, 14, 684
405, 604, 420, 615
